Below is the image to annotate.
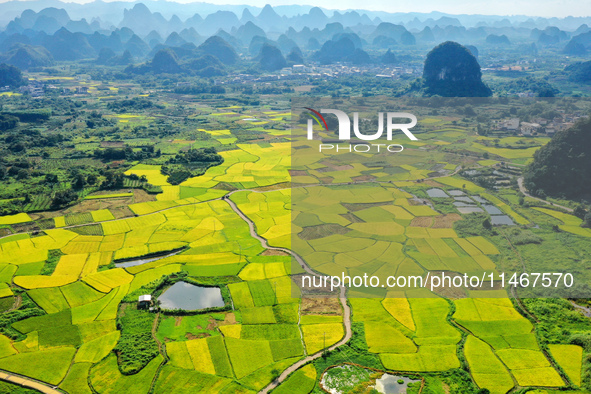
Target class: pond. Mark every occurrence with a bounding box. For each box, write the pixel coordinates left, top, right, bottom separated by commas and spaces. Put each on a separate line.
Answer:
457, 206, 484, 214
115, 249, 182, 268
426, 188, 448, 198
472, 195, 488, 203
375, 374, 420, 394
491, 215, 515, 226
483, 205, 503, 215
448, 189, 466, 196
158, 282, 224, 311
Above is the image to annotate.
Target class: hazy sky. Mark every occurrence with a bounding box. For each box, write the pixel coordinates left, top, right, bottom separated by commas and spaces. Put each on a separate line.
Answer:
162, 0, 588, 18
3, 0, 586, 17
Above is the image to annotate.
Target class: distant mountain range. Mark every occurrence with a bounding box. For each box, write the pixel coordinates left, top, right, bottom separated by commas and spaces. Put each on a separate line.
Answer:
2, 0, 591, 32
1, 1, 591, 73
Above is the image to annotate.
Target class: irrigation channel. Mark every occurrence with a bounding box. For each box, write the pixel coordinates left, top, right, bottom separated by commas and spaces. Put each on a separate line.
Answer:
222, 193, 353, 394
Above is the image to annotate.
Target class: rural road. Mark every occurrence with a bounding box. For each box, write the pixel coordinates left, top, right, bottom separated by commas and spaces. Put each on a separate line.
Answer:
0, 370, 63, 394
517, 177, 573, 212
223, 193, 353, 394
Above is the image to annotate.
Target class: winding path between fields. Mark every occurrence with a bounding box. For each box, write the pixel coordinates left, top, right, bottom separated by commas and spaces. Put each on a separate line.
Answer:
0, 165, 463, 391
517, 177, 573, 213
0, 370, 63, 394
222, 193, 353, 394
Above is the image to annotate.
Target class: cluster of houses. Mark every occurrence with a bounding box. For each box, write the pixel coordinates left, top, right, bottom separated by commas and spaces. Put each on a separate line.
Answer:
213, 63, 420, 85
13, 80, 92, 97
494, 112, 588, 136
18, 80, 45, 97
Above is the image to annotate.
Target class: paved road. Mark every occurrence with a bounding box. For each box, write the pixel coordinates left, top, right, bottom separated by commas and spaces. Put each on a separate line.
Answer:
0, 370, 63, 394
518, 177, 573, 212
223, 194, 352, 394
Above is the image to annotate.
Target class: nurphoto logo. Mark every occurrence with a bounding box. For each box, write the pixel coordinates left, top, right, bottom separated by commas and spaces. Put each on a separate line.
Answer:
304, 107, 419, 153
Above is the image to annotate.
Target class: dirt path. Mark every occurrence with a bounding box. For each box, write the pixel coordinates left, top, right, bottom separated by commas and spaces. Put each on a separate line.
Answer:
518, 177, 573, 213
222, 194, 352, 394
7, 295, 21, 313
0, 370, 63, 394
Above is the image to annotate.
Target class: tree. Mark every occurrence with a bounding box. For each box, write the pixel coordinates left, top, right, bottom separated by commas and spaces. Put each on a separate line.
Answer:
483, 218, 492, 230
574, 205, 586, 219
101, 171, 124, 190
0, 63, 26, 88
72, 174, 86, 190
0, 114, 19, 131
51, 189, 77, 208
16, 168, 29, 179
45, 174, 58, 184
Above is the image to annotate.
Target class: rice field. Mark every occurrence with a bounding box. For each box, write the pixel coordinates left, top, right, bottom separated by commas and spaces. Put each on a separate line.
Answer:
0, 107, 582, 394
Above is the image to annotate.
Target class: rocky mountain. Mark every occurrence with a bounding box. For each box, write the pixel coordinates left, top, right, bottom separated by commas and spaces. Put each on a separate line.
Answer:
0, 43, 53, 69
257, 43, 286, 71
380, 49, 396, 63
235, 22, 266, 47
150, 47, 181, 73
196, 36, 238, 65
41, 27, 95, 60
422, 41, 492, 97
485, 34, 511, 45
314, 36, 370, 64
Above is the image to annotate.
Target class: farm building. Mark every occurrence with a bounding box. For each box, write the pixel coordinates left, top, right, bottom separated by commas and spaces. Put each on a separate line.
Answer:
138, 294, 152, 309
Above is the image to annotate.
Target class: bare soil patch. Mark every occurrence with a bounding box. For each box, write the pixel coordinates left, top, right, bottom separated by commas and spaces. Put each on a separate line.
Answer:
298, 223, 350, 241
432, 214, 462, 228
261, 249, 289, 256
352, 175, 375, 182
410, 217, 433, 227
301, 297, 343, 315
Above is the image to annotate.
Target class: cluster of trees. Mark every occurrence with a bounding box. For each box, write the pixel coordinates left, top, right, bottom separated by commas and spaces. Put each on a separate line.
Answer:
565, 60, 591, 84
106, 97, 163, 113
162, 147, 223, 184
0, 114, 19, 131
524, 116, 591, 200
0, 63, 26, 87
500, 76, 559, 97
93, 146, 161, 161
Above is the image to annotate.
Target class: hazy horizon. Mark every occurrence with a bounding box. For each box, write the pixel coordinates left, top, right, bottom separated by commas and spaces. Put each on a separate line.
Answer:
0, 0, 589, 18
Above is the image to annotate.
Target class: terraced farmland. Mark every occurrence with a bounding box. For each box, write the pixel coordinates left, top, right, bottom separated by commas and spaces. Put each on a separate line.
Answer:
0, 99, 589, 394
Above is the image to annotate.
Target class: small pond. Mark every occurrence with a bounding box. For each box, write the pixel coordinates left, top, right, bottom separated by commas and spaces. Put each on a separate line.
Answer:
457, 206, 484, 214
375, 374, 420, 394
448, 189, 466, 196
426, 188, 448, 198
482, 205, 503, 215
158, 282, 224, 311
472, 196, 488, 203
454, 196, 473, 203
491, 215, 515, 226
115, 250, 182, 268
453, 201, 475, 207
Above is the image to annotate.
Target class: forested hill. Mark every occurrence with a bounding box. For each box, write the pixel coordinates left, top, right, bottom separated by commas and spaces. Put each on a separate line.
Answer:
524, 116, 591, 200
